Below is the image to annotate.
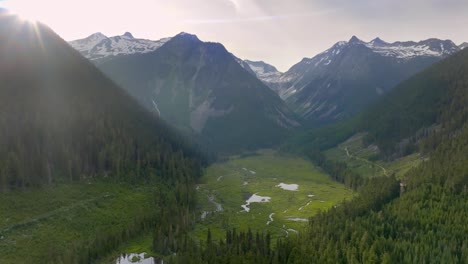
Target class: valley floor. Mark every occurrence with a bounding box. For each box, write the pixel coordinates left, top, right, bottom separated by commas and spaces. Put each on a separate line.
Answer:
0, 146, 390, 263
191, 149, 354, 242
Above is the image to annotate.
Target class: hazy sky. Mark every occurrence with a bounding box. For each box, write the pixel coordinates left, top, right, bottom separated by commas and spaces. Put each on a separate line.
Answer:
2, 0, 468, 71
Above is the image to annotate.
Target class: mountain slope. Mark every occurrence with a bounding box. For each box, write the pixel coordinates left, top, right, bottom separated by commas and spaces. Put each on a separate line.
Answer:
285, 47, 468, 157
277, 36, 460, 124
0, 13, 202, 189
361, 47, 468, 156
283, 67, 468, 260
75, 33, 300, 153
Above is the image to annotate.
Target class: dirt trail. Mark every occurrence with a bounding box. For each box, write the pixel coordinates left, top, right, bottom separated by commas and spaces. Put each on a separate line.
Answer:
1, 193, 112, 235
343, 147, 388, 176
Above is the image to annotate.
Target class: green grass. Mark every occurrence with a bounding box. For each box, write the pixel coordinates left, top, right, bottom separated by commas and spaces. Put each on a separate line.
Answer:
191, 149, 354, 242
324, 133, 423, 179
0, 182, 156, 263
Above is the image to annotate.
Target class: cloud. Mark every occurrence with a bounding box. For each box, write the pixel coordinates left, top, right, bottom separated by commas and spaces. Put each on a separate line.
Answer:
225, 0, 239, 10
184, 11, 332, 25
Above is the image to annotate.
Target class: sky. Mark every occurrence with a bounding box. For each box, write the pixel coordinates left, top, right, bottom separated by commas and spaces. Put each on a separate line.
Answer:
1, 0, 468, 71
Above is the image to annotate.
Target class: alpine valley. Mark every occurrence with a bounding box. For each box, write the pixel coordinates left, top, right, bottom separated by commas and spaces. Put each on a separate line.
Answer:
0, 4, 467, 264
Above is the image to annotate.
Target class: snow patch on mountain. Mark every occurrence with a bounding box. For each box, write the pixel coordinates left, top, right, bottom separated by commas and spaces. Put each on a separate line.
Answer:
290, 37, 459, 72
460, 42, 468, 50
244, 60, 283, 84
364, 39, 458, 59
69, 32, 171, 60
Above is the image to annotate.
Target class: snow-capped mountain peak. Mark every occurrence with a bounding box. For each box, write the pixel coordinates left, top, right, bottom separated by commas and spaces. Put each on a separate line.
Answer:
273, 36, 461, 123
244, 60, 281, 75
459, 42, 468, 50
243, 60, 283, 89
88, 32, 108, 40
364, 38, 459, 59
297, 37, 460, 69
70, 32, 108, 52
69, 32, 171, 60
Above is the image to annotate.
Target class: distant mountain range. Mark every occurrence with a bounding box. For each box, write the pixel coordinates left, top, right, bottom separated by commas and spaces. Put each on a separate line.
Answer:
243, 36, 462, 124
70, 33, 465, 128
70, 32, 300, 153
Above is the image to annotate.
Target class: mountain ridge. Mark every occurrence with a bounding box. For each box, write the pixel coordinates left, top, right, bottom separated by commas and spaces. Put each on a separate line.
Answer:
75, 32, 300, 153
69, 31, 171, 61
273, 36, 461, 123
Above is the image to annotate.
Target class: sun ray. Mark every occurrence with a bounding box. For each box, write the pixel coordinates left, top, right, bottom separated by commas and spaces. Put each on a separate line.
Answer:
30, 20, 46, 53
0, 7, 47, 56
0, 0, 42, 23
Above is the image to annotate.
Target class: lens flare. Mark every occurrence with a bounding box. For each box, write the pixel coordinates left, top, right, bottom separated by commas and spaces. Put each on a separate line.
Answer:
0, 0, 43, 22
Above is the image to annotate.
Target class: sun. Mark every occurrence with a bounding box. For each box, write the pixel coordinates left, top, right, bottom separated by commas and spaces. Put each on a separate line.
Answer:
0, 0, 43, 22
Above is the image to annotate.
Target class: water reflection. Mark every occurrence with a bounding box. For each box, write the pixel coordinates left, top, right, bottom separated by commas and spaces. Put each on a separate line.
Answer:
116, 253, 163, 264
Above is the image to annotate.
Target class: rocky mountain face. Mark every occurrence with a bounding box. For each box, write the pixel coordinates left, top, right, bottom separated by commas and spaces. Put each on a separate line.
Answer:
244, 36, 461, 124
70, 33, 300, 153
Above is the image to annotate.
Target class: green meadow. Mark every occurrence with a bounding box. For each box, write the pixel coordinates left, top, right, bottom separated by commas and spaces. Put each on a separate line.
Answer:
192, 149, 354, 242
0, 182, 156, 263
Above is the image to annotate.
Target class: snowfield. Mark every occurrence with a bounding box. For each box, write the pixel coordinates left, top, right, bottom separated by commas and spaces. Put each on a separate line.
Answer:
241, 194, 271, 212
276, 183, 299, 191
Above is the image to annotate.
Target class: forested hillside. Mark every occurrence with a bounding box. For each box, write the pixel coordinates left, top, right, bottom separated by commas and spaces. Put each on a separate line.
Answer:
361, 48, 468, 157
280, 124, 468, 263
0, 14, 204, 190
0, 13, 209, 263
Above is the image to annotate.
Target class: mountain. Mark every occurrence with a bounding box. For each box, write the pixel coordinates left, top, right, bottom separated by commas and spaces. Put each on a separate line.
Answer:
274, 36, 460, 124
243, 60, 283, 92
285, 45, 468, 158
70, 33, 300, 153
0, 13, 202, 189
460, 42, 468, 49
69, 32, 171, 61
